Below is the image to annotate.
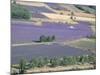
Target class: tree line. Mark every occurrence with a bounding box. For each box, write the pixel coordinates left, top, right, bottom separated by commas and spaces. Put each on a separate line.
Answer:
11, 1, 31, 19
12, 55, 96, 74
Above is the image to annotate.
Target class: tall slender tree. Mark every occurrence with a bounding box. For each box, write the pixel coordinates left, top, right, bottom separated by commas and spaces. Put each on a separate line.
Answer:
70, 11, 74, 20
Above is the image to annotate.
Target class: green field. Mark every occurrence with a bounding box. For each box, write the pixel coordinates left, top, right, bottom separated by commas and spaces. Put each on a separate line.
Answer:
67, 38, 96, 53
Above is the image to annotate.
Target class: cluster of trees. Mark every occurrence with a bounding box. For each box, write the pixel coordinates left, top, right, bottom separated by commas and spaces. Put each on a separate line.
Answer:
88, 6, 96, 10
35, 35, 56, 42
11, 3, 31, 19
13, 55, 95, 74
75, 5, 95, 14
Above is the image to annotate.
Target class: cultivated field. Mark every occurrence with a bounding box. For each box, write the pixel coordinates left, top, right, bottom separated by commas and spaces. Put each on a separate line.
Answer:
11, 0, 96, 74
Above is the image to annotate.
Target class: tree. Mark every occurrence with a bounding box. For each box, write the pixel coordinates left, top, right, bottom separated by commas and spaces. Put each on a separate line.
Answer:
79, 55, 90, 64
40, 35, 46, 42
46, 36, 51, 42
19, 59, 27, 74
52, 35, 55, 41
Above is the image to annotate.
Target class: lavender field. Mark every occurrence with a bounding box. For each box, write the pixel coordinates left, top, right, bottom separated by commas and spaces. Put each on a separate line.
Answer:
11, 1, 96, 74
10, 1, 97, 74
11, 21, 94, 64
11, 21, 93, 44
11, 44, 92, 64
